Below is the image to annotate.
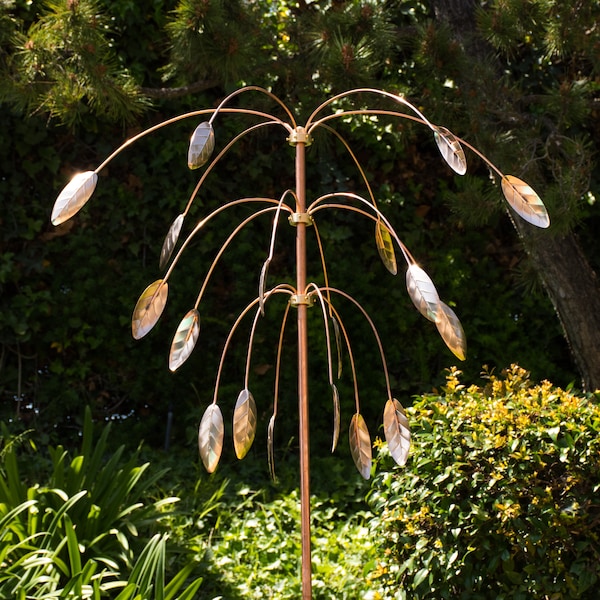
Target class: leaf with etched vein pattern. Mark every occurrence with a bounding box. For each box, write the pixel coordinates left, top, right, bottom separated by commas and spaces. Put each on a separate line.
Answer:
375, 220, 397, 275
188, 122, 215, 169
435, 301, 467, 361
169, 309, 200, 371
349, 413, 372, 480
233, 389, 257, 459
198, 404, 224, 473
159, 214, 184, 270
383, 398, 411, 467
131, 280, 168, 340
433, 126, 467, 175
406, 264, 440, 322
501, 175, 550, 228
51, 171, 98, 226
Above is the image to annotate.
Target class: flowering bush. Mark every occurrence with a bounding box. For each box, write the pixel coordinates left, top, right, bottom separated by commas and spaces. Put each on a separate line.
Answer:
368, 365, 600, 599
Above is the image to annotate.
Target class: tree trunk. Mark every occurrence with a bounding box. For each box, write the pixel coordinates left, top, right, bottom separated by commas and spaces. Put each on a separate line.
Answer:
432, 0, 600, 391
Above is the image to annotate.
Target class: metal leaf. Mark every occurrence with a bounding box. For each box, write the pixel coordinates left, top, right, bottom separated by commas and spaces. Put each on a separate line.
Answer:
51, 171, 98, 226
267, 414, 276, 481
433, 126, 467, 175
169, 309, 200, 371
332, 316, 343, 379
331, 383, 340, 453
198, 404, 224, 473
131, 279, 168, 340
188, 122, 215, 170
233, 389, 257, 460
159, 214, 184, 270
406, 264, 440, 322
375, 220, 397, 275
383, 398, 411, 467
435, 301, 467, 361
501, 175, 550, 228
349, 413, 372, 480
259, 258, 270, 316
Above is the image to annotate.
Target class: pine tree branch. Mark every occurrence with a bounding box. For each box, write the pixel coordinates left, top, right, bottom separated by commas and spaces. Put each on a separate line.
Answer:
139, 79, 220, 100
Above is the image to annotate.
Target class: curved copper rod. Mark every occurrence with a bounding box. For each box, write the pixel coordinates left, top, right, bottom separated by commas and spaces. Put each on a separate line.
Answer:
266, 190, 298, 261
308, 192, 414, 265
306, 88, 434, 132
95, 108, 291, 174
194, 206, 282, 310
310, 106, 507, 180
182, 121, 293, 218
319, 301, 361, 414
163, 198, 293, 282
305, 284, 335, 387
310, 220, 333, 317
318, 124, 378, 209
268, 300, 293, 481
316, 286, 393, 401
209, 85, 297, 130
211, 286, 295, 406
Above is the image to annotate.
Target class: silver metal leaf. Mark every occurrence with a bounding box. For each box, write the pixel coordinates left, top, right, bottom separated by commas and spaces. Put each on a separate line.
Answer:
435, 301, 467, 361
131, 280, 168, 340
267, 414, 276, 481
159, 214, 184, 270
51, 171, 98, 226
198, 404, 224, 473
259, 258, 270, 316
169, 309, 200, 371
233, 389, 257, 460
406, 264, 440, 322
349, 413, 372, 480
331, 383, 340, 453
188, 122, 215, 170
433, 126, 467, 175
501, 175, 550, 228
383, 398, 411, 467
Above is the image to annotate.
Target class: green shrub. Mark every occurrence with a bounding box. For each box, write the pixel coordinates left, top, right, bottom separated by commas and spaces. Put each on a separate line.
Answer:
0, 408, 203, 599
368, 365, 600, 599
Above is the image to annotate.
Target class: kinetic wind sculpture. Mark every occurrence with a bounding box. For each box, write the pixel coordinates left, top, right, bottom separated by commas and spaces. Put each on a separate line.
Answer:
51, 86, 549, 598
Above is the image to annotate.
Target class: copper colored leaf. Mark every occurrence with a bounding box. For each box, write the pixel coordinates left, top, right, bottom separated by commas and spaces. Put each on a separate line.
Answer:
198, 404, 224, 473
131, 280, 168, 340
259, 258, 270, 316
383, 398, 411, 467
433, 126, 467, 175
51, 171, 98, 226
501, 175, 550, 228
159, 214, 184, 270
375, 220, 397, 275
349, 413, 372, 480
435, 301, 467, 361
267, 414, 276, 481
331, 383, 340, 453
406, 264, 440, 322
188, 122, 215, 169
169, 309, 200, 371
233, 389, 257, 459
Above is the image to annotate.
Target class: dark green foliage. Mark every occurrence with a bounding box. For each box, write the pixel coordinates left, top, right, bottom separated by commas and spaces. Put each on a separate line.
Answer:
369, 365, 600, 599
1, 0, 590, 449
0, 407, 203, 598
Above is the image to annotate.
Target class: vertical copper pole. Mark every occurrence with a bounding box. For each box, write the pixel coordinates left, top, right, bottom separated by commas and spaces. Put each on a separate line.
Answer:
294, 129, 312, 599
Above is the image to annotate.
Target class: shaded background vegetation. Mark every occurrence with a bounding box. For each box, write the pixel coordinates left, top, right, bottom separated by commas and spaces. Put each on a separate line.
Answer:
1, 0, 598, 459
